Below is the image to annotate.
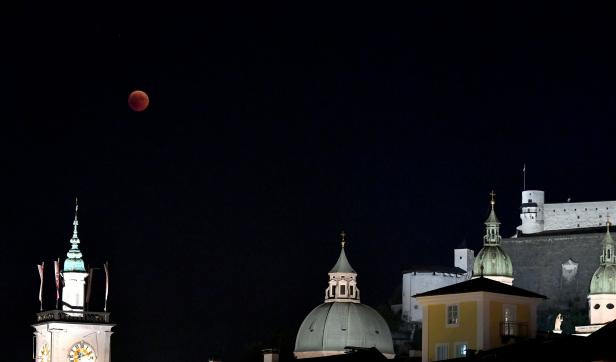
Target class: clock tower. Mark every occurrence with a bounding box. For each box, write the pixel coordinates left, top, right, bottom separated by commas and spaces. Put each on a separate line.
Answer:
32, 202, 114, 362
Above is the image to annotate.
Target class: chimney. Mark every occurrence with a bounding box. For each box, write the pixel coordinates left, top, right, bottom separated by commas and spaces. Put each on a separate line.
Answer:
262, 349, 279, 362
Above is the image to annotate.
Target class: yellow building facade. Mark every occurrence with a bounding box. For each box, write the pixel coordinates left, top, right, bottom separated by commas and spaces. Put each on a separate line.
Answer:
415, 277, 545, 362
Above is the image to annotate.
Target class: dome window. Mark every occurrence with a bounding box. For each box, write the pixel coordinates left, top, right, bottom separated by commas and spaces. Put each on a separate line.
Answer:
594, 304, 601, 309
608, 304, 615, 309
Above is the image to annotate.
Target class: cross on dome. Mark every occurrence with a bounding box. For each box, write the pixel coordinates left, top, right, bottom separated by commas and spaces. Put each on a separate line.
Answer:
340, 231, 346, 248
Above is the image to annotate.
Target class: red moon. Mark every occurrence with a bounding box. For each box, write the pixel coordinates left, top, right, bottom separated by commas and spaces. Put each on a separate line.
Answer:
128, 90, 149, 112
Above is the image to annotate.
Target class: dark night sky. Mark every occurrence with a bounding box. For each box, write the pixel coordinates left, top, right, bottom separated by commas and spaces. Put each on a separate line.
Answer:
8, 2, 616, 361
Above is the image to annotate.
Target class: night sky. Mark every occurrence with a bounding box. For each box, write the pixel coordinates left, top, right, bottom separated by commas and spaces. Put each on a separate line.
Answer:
9, 3, 616, 361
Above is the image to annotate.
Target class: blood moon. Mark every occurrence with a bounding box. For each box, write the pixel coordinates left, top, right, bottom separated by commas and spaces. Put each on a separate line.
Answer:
128, 90, 149, 112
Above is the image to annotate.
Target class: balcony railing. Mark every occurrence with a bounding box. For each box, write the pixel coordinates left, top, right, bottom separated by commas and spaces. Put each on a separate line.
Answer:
500, 321, 528, 338
36, 310, 111, 323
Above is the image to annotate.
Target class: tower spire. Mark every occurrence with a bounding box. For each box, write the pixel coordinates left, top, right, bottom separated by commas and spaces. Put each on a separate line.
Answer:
601, 220, 615, 265
72, 197, 79, 240
64, 198, 86, 273
484, 190, 502, 246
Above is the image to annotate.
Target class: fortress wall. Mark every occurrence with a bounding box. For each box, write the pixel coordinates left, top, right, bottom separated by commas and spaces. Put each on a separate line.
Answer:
543, 201, 616, 231
502, 233, 603, 328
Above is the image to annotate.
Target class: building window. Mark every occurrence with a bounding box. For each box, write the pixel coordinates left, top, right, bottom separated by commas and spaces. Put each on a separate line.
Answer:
349, 285, 354, 296
340, 285, 346, 295
435, 343, 449, 361
594, 304, 600, 309
447, 304, 459, 326
454, 343, 468, 358
332, 286, 336, 297
608, 304, 614, 309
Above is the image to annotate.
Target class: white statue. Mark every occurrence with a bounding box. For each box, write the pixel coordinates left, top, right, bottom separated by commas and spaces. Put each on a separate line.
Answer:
554, 313, 563, 332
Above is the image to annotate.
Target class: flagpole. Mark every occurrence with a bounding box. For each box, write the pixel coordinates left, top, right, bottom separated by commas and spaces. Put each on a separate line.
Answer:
523, 163, 526, 191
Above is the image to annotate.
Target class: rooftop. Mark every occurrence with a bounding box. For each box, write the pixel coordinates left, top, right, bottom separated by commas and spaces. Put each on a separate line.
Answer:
413, 277, 547, 299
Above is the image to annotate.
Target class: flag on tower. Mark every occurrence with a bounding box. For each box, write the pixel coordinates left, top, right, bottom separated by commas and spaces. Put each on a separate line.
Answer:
37, 262, 44, 311
54, 259, 61, 309
104, 261, 109, 312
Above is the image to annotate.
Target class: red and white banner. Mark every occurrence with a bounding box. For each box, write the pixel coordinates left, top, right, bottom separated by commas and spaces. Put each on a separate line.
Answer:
54, 259, 61, 304
104, 261, 109, 311
37, 262, 44, 311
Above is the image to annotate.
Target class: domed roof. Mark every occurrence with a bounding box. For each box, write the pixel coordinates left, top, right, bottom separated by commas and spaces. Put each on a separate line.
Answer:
590, 225, 616, 294
590, 265, 616, 294
294, 302, 394, 357
473, 245, 513, 278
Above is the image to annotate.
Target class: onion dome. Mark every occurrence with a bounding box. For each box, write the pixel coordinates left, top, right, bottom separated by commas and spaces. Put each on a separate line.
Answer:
590, 223, 616, 295
294, 232, 394, 359
472, 191, 514, 281
63, 200, 86, 273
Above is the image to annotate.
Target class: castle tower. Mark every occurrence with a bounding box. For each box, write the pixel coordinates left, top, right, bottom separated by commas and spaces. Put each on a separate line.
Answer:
472, 191, 514, 285
33, 201, 114, 362
588, 222, 616, 325
295, 232, 394, 359
518, 190, 545, 234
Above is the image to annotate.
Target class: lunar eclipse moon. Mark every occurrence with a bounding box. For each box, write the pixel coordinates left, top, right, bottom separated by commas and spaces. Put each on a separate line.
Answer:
128, 90, 149, 112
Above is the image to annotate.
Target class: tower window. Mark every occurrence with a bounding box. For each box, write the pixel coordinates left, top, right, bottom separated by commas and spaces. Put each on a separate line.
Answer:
349, 286, 354, 296
594, 304, 600, 309
608, 304, 614, 309
340, 285, 346, 295
332, 286, 336, 297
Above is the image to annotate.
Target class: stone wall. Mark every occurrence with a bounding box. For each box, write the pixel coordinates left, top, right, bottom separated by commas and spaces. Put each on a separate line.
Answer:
502, 232, 603, 330
543, 201, 616, 231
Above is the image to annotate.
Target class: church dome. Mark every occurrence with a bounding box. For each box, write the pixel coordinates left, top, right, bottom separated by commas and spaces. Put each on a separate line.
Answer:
294, 302, 394, 358
590, 264, 616, 294
472, 245, 513, 277
294, 232, 394, 359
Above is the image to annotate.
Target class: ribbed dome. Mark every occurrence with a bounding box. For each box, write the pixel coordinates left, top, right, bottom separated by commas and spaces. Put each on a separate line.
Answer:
473, 245, 513, 277
294, 302, 394, 357
590, 265, 616, 294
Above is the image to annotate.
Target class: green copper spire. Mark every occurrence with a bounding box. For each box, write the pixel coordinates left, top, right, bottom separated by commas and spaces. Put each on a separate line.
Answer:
63, 199, 86, 273
600, 222, 615, 265
329, 231, 356, 274
589, 223, 616, 294
473, 191, 513, 280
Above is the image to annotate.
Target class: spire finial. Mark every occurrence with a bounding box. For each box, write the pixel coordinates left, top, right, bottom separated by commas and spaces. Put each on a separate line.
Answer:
490, 190, 496, 206
340, 231, 346, 248
73, 197, 79, 239
608, 218, 611, 231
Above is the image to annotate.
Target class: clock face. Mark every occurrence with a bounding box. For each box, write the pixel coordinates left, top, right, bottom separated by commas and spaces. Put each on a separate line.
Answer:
68, 341, 96, 362
40, 344, 50, 362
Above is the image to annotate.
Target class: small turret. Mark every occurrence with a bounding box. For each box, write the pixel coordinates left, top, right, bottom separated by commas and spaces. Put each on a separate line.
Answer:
518, 190, 545, 234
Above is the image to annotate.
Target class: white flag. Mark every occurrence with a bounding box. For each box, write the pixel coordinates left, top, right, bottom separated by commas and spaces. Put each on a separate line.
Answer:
37, 262, 44, 310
